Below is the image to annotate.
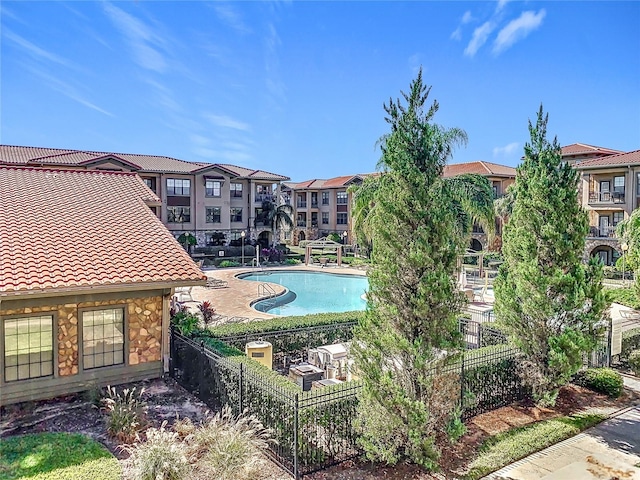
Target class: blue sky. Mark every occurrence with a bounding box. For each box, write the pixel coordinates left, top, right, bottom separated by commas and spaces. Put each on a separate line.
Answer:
1, 1, 639, 181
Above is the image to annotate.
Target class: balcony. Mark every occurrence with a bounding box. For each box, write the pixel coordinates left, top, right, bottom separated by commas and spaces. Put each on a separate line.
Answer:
297, 220, 307, 227
588, 190, 625, 204
297, 201, 307, 208
588, 226, 617, 238
255, 193, 275, 203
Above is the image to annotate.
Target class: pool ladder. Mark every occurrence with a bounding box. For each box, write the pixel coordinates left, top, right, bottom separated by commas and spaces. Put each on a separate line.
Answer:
258, 283, 277, 311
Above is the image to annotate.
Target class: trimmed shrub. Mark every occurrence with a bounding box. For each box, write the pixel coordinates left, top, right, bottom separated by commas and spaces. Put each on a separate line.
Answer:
574, 368, 624, 398
219, 260, 241, 268
629, 350, 640, 376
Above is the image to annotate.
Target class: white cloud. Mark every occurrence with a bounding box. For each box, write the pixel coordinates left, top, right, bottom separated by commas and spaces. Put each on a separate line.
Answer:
464, 21, 495, 57
102, 2, 167, 72
496, 0, 510, 13
204, 113, 251, 131
451, 10, 473, 41
4, 30, 74, 68
493, 142, 520, 157
213, 3, 251, 34
493, 9, 546, 55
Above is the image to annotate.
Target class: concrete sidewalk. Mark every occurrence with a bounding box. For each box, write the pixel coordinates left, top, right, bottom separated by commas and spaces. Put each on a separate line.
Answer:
486, 377, 640, 480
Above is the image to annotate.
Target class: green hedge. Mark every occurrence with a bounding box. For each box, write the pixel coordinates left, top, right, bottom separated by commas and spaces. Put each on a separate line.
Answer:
605, 287, 640, 310
622, 327, 640, 359
206, 311, 364, 337
573, 368, 624, 398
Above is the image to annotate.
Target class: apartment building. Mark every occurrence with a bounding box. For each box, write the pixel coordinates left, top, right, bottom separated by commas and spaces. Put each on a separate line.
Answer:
0, 145, 289, 248
573, 149, 640, 266
281, 174, 376, 245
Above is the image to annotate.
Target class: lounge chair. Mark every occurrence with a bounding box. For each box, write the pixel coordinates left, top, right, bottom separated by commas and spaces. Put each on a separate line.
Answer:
175, 286, 194, 302
206, 278, 228, 289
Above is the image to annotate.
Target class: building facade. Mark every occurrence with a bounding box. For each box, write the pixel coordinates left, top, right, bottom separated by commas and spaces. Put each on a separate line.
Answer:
0, 146, 290, 248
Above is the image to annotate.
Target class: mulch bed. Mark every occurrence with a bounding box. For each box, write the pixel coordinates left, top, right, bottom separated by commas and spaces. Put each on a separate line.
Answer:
1, 380, 638, 480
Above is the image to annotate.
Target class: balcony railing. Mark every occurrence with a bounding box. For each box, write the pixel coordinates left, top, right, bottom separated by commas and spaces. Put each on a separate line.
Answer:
588, 226, 617, 238
297, 220, 307, 227
311, 201, 318, 208
255, 193, 274, 203
297, 201, 307, 208
588, 191, 625, 204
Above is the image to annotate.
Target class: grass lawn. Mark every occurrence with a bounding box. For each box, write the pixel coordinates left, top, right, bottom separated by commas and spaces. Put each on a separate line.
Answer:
0, 432, 121, 480
465, 413, 606, 479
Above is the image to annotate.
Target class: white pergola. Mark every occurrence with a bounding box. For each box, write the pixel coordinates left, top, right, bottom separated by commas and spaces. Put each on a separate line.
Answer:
304, 237, 343, 266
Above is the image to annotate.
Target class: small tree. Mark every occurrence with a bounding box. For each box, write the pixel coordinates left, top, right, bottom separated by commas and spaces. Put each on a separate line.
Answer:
494, 106, 607, 405
616, 209, 640, 297
177, 233, 197, 253
350, 70, 495, 469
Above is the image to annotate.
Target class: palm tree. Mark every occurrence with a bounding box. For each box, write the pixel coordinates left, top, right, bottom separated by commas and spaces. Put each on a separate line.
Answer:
255, 200, 294, 245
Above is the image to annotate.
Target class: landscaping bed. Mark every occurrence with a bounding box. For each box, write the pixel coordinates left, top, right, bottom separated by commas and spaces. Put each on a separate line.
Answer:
1, 379, 637, 480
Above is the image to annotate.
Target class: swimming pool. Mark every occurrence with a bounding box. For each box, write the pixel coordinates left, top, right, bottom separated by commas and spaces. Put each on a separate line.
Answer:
238, 270, 369, 316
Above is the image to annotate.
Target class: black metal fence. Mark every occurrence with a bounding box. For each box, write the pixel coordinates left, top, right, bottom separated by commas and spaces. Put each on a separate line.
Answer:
170, 330, 361, 478
459, 317, 506, 349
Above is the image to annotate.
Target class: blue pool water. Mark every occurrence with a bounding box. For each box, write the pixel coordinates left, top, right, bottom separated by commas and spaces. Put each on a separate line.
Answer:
238, 270, 369, 316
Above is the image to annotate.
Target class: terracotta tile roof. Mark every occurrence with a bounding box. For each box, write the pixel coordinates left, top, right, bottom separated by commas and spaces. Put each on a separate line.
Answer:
443, 161, 516, 178
0, 166, 205, 297
561, 143, 623, 157
0, 145, 289, 179
573, 150, 640, 169
287, 174, 374, 190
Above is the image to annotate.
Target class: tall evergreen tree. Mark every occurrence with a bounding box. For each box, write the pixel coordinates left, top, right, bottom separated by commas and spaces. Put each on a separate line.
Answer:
494, 106, 607, 405
351, 70, 495, 469
615, 209, 640, 297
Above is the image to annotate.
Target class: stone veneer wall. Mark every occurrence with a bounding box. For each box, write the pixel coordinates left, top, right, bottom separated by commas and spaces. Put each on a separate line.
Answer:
1, 295, 163, 377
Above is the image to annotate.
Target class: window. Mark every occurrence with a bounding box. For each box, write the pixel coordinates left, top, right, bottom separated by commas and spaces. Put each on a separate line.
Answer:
206, 207, 221, 223
167, 178, 191, 196
311, 212, 318, 226
613, 211, 624, 226
614, 176, 625, 192
167, 207, 190, 223
4, 315, 53, 382
311, 192, 318, 207
337, 213, 348, 225
205, 180, 222, 197
143, 177, 156, 192
322, 212, 329, 224
230, 207, 243, 222
322, 192, 329, 205
231, 183, 243, 198
336, 192, 348, 204
82, 308, 124, 370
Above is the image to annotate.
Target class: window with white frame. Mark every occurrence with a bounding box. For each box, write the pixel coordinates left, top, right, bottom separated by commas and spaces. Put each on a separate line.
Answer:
337, 213, 348, 225
205, 180, 222, 197
613, 211, 624, 226
322, 212, 329, 224
206, 207, 221, 223
336, 192, 348, 204
322, 192, 330, 205
4, 315, 54, 382
231, 183, 243, 198
230, 207, 243, 222
166, 178, 191, 196
167, 206, 190, 223
82, 308, 125, 370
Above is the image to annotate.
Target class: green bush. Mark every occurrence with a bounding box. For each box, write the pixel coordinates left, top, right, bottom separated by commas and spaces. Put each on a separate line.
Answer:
573, 368, 624, 398
285, 258, 301, 265
604, 287, 640, 310
102, 385, 148, 443
629, 350, 640, 376
0, 432, 121, 480
219, 260, 241, 268
171, 305, 200, 336
622, 327, 640, 359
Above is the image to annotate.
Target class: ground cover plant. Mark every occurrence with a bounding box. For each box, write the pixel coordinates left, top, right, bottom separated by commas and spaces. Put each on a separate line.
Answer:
349, 69, 495, 469
605, 287, 640, 310
494, 106, 607, 406
0, 432, 121, 480
465, 413, 606, 479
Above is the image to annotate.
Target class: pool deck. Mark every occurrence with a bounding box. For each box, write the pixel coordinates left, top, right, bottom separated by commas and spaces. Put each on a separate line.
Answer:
190, 264, 368, 320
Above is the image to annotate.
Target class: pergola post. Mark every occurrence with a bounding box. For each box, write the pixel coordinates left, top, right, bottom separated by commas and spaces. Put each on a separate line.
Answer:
338, 246, 342, 266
